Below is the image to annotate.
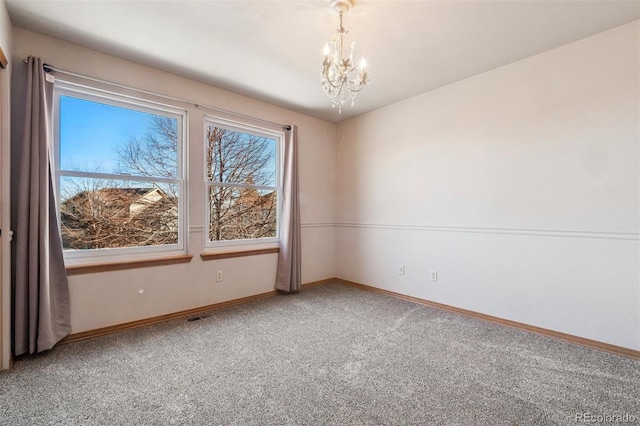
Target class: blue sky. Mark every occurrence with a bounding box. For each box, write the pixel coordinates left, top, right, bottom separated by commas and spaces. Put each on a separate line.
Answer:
59, 95, 277, 186
59, 95, 160, 173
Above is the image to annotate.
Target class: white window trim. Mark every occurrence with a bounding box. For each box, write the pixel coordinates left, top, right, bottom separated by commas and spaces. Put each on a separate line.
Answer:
203, 116, 283, 250
53, 80, 189, 265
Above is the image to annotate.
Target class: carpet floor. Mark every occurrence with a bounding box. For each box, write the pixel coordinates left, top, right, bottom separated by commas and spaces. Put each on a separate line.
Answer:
1, 282, 638, 425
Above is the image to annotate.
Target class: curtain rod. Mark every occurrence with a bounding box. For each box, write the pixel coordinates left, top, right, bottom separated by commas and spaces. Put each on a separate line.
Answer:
23, 58, 292, 131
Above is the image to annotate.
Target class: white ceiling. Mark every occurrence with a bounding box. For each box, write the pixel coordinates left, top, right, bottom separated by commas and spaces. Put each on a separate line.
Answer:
5, 0, 640, 123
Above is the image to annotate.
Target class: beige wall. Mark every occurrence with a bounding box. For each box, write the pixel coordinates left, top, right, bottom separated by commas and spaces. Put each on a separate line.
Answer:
11, 27, 336, 334
335, 21, 640, 350
0, 0, 13, 370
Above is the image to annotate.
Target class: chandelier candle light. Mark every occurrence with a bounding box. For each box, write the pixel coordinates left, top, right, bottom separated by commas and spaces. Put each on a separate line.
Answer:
321, 0, 369, 113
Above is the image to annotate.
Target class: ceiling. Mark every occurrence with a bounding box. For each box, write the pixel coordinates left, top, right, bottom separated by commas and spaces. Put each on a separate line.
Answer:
5, 0, 640, 123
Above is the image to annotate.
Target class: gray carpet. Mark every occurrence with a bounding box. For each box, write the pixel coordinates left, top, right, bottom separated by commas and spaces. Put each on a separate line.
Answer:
1, 283, 638, 425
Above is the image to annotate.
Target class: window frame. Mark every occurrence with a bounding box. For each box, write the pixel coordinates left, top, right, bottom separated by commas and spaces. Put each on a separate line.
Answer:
203, 116, 283, 250
53, 80, 188, 265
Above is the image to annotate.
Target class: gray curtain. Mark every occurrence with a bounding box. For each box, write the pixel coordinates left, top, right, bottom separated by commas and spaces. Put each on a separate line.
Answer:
11, 57, 71, 355
275, 125, 301, 292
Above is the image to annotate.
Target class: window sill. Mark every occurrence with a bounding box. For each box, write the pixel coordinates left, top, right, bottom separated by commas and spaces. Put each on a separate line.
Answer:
200, 247, 280, 261
66, 254, 193, 275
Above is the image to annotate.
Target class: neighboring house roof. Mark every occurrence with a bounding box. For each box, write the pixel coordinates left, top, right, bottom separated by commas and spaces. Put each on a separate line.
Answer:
129, 188, 172, 216
61, 187, 154, 207
61, 187, 175, 218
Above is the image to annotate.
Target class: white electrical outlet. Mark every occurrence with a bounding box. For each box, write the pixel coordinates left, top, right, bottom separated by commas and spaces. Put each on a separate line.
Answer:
430, 270, 438, 282
399, 265, 405, 275
216, 270, 223, 282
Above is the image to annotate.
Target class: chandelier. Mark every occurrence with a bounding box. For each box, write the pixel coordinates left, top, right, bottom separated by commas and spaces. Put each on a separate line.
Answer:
321, 0, 369, 113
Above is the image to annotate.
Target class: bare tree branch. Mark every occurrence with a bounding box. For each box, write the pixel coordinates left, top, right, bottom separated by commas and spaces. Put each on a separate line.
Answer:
60, 118, 276, 249
206, 126, 277, 241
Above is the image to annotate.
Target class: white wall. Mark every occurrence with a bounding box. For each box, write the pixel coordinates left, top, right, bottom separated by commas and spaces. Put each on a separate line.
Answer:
0, 0, 13, 369
335, 21, 640, 351
11, 27, 336, 334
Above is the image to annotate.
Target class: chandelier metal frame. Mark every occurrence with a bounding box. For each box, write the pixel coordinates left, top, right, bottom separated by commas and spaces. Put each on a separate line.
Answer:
321, 0, 369, 113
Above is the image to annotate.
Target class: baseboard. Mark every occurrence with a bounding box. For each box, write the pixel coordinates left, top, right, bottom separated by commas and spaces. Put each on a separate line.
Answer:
59, 278, 334, 345
334, 278, 640, 361
59, 276, 636, 360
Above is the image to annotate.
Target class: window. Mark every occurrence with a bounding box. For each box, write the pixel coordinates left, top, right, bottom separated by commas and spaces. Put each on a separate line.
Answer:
204, 118, 281, 246
54, 82, 186, 262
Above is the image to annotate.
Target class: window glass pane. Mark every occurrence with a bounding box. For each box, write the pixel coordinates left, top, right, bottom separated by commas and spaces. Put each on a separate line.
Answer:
60, 96, 178, 178
208, 186, 277, 241
206, 126, 276, 186
60, 176, 179, 249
